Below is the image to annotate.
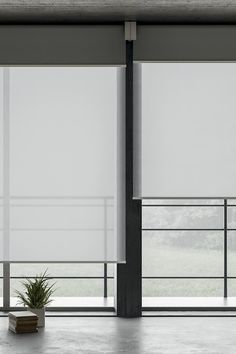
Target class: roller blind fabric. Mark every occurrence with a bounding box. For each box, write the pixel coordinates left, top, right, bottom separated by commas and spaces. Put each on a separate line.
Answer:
0, 67, 125, 262
134, 63, 236, 198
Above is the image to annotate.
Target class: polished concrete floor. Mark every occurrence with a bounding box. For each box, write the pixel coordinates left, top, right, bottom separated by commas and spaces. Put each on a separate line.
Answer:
1, 316, 236, 354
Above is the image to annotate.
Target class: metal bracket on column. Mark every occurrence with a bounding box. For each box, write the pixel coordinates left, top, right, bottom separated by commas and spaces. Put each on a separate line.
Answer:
125, 22, 137, 41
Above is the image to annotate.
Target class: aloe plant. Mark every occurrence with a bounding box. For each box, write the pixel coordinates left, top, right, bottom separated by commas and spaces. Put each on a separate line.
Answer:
15, 270, 56, 309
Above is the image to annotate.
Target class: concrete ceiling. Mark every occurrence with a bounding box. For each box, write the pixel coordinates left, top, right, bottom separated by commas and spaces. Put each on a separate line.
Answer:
0, 1, 236, 23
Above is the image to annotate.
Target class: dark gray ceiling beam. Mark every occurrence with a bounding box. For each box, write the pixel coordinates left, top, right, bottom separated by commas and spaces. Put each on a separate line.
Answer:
0, 1, 236, 24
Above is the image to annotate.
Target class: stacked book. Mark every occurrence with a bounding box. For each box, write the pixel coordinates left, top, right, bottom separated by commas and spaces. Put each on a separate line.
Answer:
8, 311, 38, 334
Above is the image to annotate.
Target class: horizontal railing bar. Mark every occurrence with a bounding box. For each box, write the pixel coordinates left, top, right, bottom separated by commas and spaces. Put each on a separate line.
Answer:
142, 202, 236, 207
6, 205, 236, 208
10, 204, 114, 208
10, 228, 114, 232
6, 204, 236, 207
142, 276, 224, 279
143, 276, 236, 279
139, 197, 234, 200
9, 276, 234, 280
4, 204, 236, 207
9, 196, 113, 200
0, 196, 231, 200
6, 228, 236, 232
142, 228, 224, 231
7, 276, 234, 279
0, 261, 122, 263
10, 276, 114, 279
142, 228, 236, 231
5, 307, 115, 312
0, 276, 234, 280
142, 204, 224, 207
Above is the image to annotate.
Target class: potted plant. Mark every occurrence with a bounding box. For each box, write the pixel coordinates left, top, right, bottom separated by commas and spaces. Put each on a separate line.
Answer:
15, 270, 56, 327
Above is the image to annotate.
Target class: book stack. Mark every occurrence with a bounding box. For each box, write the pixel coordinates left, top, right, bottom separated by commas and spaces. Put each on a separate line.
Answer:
8, 311, 38, 334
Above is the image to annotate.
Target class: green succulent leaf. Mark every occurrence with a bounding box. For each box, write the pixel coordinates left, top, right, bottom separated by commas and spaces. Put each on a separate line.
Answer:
14, 269, 56, 309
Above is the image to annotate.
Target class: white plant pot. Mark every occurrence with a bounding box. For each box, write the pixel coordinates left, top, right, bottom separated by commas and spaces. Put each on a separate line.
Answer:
28, 307, 45, 327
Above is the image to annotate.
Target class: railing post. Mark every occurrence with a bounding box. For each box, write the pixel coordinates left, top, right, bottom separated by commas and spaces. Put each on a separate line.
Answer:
104, 263, 107, 298
3, 262, 10, 311
224, 198, 227, 298
103, 197, 108, 298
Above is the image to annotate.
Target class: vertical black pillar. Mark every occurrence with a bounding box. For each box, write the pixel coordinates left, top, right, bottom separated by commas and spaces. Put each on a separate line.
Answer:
116, 41, 142, 318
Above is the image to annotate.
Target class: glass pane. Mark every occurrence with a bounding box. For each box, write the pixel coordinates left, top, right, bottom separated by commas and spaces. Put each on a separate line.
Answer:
0, 280, 3, 307
228, 207, 236, 229
143, 279, 223, 297
107, 279, 114, 297
227, 200, 236, 205
142, 206, 223, 229
227, 231, 236, 277
10, 263, 104, 277
227, 279, 236, 296
107, 264, 114, 277
143, 231, 223, 277
11, 278, 105, 302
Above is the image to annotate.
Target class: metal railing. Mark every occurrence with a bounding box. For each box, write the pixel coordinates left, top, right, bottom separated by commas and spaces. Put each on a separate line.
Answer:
142, 198, 236, 299
0, 196, 114, 311
0, 262, 113, 311
1, 197, 233, 311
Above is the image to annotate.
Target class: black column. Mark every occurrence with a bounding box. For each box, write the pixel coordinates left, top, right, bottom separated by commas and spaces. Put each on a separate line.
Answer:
116, 41, 142, 318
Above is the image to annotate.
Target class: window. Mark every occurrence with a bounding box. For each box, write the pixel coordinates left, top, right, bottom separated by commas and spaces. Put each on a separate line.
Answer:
142, 199, 229, 305
0, 66, 120, 310
134, 63, 236, 199
10, 263, 114, 308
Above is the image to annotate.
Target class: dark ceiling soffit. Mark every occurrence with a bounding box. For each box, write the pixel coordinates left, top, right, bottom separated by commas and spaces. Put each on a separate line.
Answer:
0, 7, 236, 25
0, 21, 235, 26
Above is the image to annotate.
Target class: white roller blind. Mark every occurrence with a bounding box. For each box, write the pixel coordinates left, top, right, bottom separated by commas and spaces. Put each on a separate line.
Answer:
134, 63, 236, 198
1, 67, 125, 262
